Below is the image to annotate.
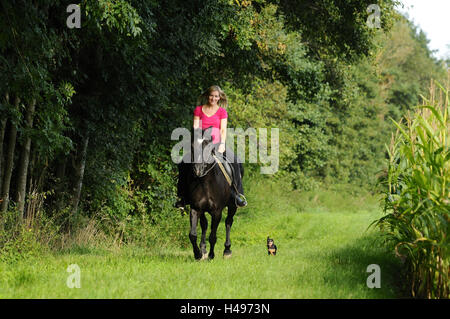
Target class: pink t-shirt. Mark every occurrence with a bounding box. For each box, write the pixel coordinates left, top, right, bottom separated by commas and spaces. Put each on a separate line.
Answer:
194, 105, 228, 144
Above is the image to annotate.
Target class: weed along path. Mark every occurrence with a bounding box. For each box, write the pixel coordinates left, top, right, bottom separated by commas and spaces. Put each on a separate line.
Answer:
0, 178, 403, 299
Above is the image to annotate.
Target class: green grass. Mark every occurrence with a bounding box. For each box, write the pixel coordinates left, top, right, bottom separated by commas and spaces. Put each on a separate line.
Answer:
0, 176, 404, 298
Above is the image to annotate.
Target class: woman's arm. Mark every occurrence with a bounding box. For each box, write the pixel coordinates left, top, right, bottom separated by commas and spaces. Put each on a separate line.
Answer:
219, 118, 227, 153
220, 118, 227, 143
193, 116, 200, 129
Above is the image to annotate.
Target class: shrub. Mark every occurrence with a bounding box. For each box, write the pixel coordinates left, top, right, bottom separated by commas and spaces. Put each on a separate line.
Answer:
0, 208, 48, 263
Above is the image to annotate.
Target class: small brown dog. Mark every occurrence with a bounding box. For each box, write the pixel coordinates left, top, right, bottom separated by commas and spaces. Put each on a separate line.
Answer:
267, 237, 277, 256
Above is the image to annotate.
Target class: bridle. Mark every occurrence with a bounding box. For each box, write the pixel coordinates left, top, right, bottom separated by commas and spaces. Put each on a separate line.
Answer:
195, 152, 233, 188
192, 137, 217, 178
195, 160, 217, 178
193, 145, 218, 178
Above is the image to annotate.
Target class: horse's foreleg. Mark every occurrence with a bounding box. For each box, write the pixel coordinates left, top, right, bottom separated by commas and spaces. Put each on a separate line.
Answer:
224, 206, 237, 257
208, 210, 222, 260
189, 208, 202, 260
199, 213, 208, 260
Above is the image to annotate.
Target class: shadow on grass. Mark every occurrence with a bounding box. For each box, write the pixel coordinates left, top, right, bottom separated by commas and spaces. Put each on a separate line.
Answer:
148, 250, 194, 263
55, 244, 119, 257
323, 232, 408, 299
52, 241, 197, 264
108, 244, 195, 264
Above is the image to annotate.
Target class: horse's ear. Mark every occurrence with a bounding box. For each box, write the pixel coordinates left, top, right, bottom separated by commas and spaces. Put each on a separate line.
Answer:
204, 126, 214, 141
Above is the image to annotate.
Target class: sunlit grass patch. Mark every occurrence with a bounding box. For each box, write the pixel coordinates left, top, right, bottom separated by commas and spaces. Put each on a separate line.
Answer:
0, 174, 403, 298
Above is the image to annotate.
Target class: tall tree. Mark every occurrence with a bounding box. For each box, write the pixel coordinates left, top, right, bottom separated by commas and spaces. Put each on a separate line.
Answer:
1, 97, 19, 213
15, 98, 36, 217
0, 94, 9, 196
71, 134, 89, 217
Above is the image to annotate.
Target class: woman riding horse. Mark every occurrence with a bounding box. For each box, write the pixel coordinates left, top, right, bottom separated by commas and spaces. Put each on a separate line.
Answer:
175, 85, 247, 209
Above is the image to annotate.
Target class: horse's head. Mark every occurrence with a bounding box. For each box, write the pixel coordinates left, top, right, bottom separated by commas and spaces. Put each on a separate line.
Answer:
192, 126, 215, 177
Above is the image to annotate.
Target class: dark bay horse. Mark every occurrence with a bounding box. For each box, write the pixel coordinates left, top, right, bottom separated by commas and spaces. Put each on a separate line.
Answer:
183, 127, 242, 260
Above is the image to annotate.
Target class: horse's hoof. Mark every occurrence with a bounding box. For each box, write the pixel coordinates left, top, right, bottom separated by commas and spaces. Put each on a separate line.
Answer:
194, 252, 202, 260
223, 251, 232, 258
201, 253, 208, 260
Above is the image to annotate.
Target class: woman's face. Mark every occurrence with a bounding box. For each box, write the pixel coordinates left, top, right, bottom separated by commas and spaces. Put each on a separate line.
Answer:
208, 90, 220, 106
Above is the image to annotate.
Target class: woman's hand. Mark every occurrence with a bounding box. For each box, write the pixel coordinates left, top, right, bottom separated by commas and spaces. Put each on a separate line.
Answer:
218, 143, 226, 153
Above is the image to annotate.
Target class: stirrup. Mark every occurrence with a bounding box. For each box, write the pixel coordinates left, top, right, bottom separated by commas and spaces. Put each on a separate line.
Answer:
234, 193, 247, 207
175, 199, 185, 210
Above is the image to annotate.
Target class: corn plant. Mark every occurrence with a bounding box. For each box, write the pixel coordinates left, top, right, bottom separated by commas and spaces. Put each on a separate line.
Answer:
375, 79, 449, 298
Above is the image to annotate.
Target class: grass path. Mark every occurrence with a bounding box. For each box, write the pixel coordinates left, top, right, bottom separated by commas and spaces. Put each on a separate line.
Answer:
0, 178, 404, 298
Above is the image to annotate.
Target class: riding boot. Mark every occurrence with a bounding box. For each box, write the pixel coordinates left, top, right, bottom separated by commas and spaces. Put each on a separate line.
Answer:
174, 197, 186, 210
176, 161, 188, 211
231, 189, 247, 207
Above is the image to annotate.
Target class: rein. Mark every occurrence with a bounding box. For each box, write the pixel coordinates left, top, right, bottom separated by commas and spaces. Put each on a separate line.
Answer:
194, 153, 232, 187
195, 159, 218, 178
212, 154, 232, 186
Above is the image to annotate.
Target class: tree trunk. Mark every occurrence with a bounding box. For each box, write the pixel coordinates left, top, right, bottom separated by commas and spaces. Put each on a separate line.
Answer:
55, 157, 67, 211
71, 135, 89, 217
16, 98, 36, 218
0, 93, 9, 196
27, 146, 36, 197
24, 144, 37, 219
1, 96, 20, 213
0, 119, 6, 197
36, 156, 48, 195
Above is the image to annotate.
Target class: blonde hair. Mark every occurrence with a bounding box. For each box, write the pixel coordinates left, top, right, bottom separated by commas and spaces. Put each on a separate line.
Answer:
197, 85, 228, 108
